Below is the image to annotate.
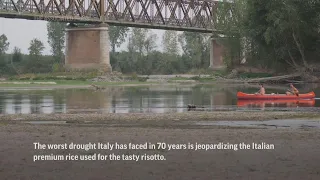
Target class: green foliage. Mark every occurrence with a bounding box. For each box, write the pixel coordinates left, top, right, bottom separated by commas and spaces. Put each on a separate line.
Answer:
213, 0, 245, 69
0, 34, 11, 75
0, 28, 213, 76
212, 0, 320, 72
178, 32, 210, 69
12, 47, 22, 63
0, 34, 10, 55
109, 26, 129, 53
128, 28, 157, 55
163, 30, 179, 55
47, 22, 66, 64
25, 39, 51, 73
243, 0, 320, 69
129, 28, 147, 54
28, 38, 44, 57
52, 63, 62, 72
144, 33, 157, 54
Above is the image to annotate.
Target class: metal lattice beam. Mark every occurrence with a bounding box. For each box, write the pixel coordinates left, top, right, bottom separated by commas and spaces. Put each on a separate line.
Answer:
0, 0, 223, 33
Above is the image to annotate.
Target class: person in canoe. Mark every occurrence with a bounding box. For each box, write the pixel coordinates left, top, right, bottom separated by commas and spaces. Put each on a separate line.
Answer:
255, 84, 265, 95
286, 83, 299, 96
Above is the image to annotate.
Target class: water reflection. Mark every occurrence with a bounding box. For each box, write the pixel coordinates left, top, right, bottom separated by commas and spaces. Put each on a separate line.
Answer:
1, 93, 66, 114
237, 99, 315, 108
0, 83, 319, 114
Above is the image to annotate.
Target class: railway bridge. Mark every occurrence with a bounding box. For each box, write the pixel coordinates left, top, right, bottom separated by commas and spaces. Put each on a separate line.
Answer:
0, 0, 230, 72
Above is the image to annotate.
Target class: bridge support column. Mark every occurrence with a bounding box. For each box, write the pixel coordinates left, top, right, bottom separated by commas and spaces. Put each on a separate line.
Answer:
65, 24, 112, 73
209, 38, 226, 71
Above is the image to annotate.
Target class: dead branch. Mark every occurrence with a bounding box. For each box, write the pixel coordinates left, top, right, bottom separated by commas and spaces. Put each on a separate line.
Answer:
245, 73, 302, 83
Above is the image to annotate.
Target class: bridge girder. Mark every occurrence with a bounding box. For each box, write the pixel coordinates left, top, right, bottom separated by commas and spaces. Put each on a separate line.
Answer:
0, 0, 225, 33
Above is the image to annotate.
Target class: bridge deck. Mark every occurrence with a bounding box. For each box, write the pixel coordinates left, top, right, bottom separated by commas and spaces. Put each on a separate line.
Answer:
0, 0, 223, 33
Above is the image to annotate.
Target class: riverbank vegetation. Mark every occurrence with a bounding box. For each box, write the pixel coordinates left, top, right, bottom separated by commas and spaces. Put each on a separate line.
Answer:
0, 0, 319, 80
215, 0, 320, 73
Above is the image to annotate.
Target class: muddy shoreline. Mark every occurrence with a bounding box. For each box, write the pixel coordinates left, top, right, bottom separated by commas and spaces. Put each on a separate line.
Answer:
1, 111, 320, 122
1, 123, 320, 180
1, 111, 320, 179
0, 83, 163, 89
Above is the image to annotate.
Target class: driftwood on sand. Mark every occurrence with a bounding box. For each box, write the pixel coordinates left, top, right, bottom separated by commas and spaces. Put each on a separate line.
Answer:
245, 73, 302, 83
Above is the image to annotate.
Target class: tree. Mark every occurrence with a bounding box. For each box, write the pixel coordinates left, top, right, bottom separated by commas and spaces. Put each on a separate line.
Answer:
12, 47, 22, 63
0, 34, 10, 74
29, 38, 45, 57
11, 47, 22, 75
162, 30, 179, 55
109, 26, 129, 53
179, 32, 210, 69
128, 28, 149, 54
26, 38, 45, 73
144, 33, 157, 54
212, 0, 246, 68
47, 22, 66, 64
244, 0, 320, 70
0, 34, 9, 56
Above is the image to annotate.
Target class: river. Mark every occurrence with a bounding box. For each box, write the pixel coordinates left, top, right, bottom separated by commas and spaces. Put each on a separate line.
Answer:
0, 83, 319, 114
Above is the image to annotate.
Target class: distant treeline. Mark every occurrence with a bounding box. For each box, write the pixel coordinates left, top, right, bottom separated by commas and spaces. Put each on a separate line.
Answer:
0, 51, 210, 75
0, 25, 212, 75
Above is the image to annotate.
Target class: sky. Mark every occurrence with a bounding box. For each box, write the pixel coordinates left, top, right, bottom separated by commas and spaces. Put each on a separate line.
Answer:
0, 18, 168, 55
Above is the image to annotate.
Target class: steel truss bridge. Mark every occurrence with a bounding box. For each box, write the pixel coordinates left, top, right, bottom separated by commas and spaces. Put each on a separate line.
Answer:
0, 0, 222, 33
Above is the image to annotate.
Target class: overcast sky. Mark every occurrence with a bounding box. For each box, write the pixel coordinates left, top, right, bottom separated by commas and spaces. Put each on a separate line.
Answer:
0, 18, 169, 55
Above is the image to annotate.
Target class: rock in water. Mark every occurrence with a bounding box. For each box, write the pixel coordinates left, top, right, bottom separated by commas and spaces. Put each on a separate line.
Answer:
90, 84, 105, 90
187, 104, 205, 111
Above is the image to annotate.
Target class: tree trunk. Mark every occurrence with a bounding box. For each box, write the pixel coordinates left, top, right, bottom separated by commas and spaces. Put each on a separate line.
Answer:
292, 32, 308, 68
287, 50, 299, 68
111, 43, 116, 53
10, 58, 20, 75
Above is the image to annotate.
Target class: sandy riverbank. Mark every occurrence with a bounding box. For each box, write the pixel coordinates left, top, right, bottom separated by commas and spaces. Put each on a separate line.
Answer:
1, 111, 320, 179
1, 122, 320, 180
0, 83, 165, 89
1, 111, 320, 123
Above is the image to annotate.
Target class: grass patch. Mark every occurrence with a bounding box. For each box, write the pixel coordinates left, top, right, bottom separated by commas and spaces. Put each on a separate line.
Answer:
211, 69, 229, 77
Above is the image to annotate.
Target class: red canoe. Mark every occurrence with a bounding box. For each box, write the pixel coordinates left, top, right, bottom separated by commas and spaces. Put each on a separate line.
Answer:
237, 91, 315, 100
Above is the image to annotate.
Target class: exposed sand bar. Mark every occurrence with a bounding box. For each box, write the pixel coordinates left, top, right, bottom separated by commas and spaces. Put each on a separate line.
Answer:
0, 124, 320, 180
1, 111, 320, 123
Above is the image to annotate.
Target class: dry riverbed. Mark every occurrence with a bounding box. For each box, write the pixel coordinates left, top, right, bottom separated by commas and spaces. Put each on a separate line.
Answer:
1, 111, 320, 179
1, 111, 320, 123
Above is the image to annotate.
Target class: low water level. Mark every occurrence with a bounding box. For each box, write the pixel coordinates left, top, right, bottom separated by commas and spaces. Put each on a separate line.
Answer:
194, 119, 320, 129
0, 83, 319, 114
20, 119, 320, 129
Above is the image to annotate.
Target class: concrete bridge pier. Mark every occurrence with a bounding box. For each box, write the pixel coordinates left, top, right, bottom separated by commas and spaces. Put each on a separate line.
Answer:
65, 24, 112, 73
209, 38, 226, 71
